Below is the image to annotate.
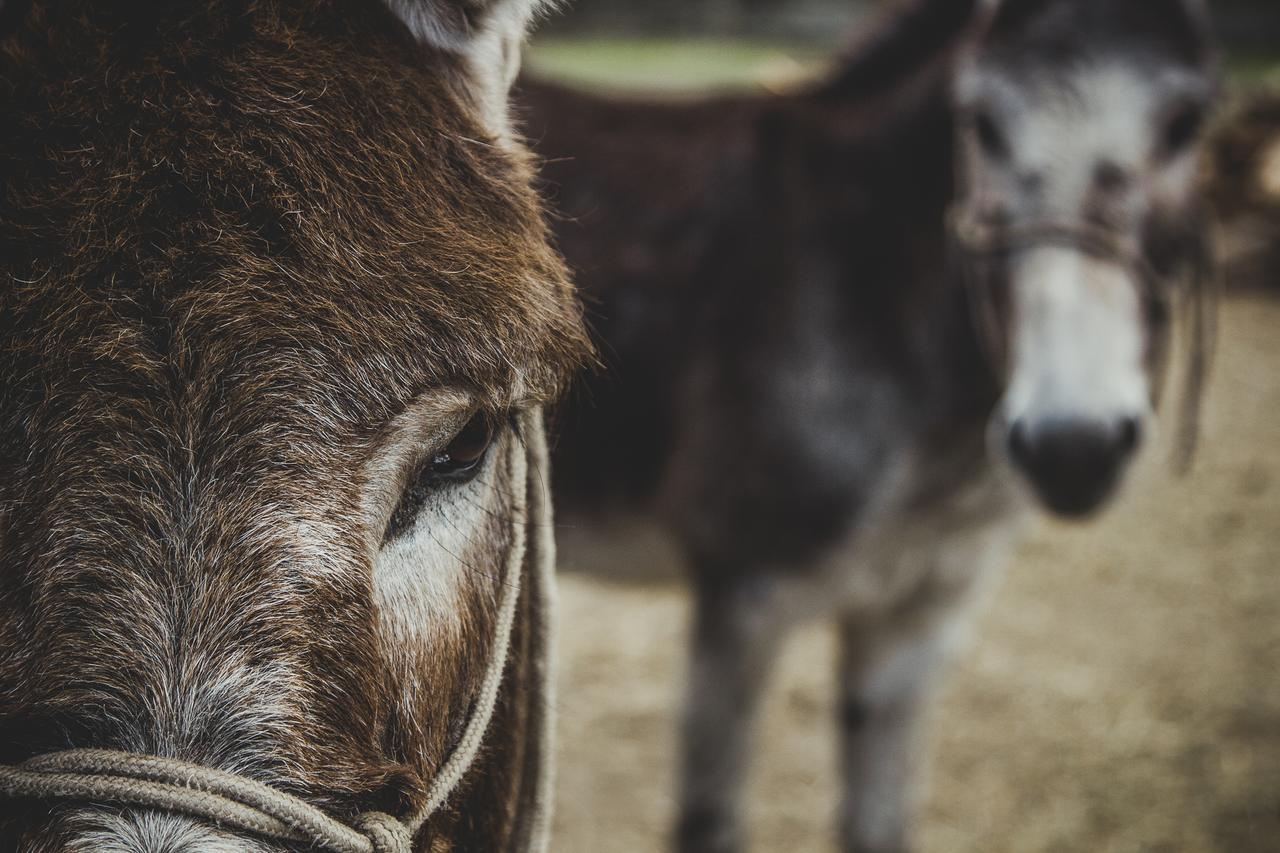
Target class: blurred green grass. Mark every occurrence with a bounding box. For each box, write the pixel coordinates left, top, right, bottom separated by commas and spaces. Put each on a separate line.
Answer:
526, 37, 828, 94
1229, 53, 1280, 87
528, 36, 1280, 95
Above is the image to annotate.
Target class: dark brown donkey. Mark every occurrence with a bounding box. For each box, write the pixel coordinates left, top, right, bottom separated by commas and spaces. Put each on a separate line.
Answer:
0, 1, 589, 850
525, 0, 1218, 850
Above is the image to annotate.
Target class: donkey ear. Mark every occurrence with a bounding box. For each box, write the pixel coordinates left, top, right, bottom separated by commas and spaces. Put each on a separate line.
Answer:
383, 0, 551, 49
383, 0, 552, 133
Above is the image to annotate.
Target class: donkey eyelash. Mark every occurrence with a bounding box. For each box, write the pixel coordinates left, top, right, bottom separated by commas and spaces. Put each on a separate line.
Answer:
381, 411, 504, 544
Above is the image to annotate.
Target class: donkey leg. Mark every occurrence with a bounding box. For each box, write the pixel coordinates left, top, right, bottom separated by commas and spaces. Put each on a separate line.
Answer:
835, 610, 961, 853
676, 574, 784, 853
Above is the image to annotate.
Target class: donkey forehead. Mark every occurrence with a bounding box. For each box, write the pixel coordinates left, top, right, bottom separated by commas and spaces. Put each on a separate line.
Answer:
979, 0, 1213, 68
959, 59, 1210, 165
0, 0, 588, 432
963, 0, 1214, 107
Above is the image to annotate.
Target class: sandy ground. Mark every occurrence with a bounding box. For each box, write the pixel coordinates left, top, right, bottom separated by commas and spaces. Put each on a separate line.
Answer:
549, 293, 1280, 853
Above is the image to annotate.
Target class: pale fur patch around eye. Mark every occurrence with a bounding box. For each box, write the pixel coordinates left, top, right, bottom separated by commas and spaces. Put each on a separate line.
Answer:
372, 431, 514, 641
358, 389, 475, 554
359, 388, 523, 648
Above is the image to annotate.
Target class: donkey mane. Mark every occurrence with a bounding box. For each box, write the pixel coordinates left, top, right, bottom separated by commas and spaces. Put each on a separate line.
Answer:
984, 0, 1216, 68
813, 0, 983, 103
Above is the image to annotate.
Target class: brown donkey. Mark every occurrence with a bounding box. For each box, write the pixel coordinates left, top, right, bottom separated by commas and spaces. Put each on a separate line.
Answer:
526, 0, 1218, 850
0, 1, 588, 850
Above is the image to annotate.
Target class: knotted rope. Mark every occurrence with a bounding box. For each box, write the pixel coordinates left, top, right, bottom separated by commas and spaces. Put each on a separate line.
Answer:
0, 408, 556, 853
0, 751, 399, 853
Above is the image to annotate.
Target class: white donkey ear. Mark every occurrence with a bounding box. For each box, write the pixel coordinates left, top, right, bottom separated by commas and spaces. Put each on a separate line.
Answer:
383, 0, 553, 134
384, 0, 550, 50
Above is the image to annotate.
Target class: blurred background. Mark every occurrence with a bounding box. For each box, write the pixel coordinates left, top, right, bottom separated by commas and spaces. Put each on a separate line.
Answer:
529, 0, 1280, 92
543, 0, 1280, 44
527, 2, 1280, 851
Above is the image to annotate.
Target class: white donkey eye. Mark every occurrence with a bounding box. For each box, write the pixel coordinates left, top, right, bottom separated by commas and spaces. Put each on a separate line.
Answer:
383, 412, 497, 542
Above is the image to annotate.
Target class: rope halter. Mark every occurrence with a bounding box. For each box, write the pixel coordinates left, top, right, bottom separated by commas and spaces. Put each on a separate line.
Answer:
948, 206, 1216, 471
0, 408, 557, 853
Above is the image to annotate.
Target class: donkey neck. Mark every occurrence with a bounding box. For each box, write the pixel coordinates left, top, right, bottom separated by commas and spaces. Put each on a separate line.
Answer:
779, 67, 996, 428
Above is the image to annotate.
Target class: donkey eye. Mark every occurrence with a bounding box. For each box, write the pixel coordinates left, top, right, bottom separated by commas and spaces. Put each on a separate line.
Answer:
1161, 104, 1205, 158
429, 411, 496, 480
971, 109, 1009, 160
383, 412, 497, 542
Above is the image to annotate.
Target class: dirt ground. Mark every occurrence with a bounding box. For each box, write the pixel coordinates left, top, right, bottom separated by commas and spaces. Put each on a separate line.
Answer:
549, 293, 1280, 853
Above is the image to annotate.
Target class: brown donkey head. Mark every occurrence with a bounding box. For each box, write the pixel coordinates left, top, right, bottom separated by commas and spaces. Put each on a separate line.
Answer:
0, 0, 588, 849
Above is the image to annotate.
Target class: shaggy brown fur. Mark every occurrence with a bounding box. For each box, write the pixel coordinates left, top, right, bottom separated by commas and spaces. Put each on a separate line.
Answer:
0, 0, 588, 850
